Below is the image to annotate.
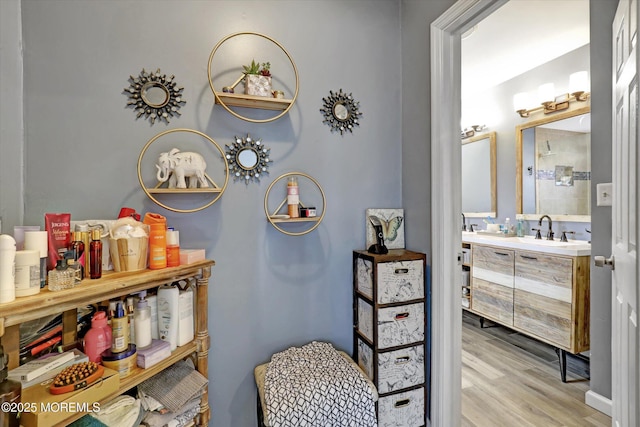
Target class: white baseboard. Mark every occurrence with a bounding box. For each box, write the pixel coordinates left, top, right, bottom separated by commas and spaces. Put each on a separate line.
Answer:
585, 390, 612, 417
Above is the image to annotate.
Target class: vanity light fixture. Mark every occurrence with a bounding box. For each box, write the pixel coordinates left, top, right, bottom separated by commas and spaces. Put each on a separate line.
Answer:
461, 124, 486, 139
513, 71, 590, 118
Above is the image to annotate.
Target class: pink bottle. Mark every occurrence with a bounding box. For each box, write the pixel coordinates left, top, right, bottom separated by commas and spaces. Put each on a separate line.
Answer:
83, 311, 112, 362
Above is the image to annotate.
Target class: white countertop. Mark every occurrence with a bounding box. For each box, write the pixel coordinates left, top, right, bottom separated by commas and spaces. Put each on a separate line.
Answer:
462, 231, 591, 256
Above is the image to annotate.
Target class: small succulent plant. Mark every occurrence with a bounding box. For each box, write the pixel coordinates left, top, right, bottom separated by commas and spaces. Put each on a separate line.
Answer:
243, 60, 271, 77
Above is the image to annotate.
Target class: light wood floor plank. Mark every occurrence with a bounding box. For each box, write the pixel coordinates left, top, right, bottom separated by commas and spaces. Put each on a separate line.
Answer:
461, 312, 611, 427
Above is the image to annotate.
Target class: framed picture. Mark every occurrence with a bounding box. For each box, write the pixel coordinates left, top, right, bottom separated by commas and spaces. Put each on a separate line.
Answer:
365, 208, 405, 249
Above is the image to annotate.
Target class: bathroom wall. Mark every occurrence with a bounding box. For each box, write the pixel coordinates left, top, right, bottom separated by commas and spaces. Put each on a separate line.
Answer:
462, 44, 591, 239
8, 1, 405, 425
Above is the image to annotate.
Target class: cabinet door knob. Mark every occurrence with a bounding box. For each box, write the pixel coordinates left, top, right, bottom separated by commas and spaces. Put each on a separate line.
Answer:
594, 255, 615, 270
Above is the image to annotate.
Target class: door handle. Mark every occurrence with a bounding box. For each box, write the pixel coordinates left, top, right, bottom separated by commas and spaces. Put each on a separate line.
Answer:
594, 255, 615, 270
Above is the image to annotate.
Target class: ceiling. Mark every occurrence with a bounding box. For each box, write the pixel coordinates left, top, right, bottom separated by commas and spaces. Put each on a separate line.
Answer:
462, 0, 590, 97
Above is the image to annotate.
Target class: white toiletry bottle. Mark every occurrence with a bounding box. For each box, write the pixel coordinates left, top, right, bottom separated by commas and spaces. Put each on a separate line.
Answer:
0, 235, 17, 303
177, 287, 194, 347
134, 291, 152, 349
504, 218, 511, 234
157, 284, 179, 351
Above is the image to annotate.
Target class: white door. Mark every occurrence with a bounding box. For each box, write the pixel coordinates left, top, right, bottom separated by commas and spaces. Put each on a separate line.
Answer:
609, 0, 639, 425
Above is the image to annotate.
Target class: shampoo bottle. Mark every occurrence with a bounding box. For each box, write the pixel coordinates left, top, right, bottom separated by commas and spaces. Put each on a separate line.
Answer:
134, 291, 152, 349
166, 229, 180, 268
89, 228, 102, 279
111, 302, 128, 353
157, 284, 179, 350
148, 224, 167, 270
83, 311, 112, 362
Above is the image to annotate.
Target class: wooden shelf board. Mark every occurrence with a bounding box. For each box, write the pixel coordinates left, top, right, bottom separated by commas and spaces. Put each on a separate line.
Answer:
0, 261, 214, 329
269, 217, 321, 224
215, 92, 292, 111
148, 188, 222, 194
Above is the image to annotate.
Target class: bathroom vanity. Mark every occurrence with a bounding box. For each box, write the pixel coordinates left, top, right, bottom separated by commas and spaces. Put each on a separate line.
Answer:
461, 232, 591, 381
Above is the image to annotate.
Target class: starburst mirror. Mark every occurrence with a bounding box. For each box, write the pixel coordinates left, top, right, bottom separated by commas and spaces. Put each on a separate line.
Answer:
320, 89, 362, 135
125, 68, 186, 124
225, 134, 271, 184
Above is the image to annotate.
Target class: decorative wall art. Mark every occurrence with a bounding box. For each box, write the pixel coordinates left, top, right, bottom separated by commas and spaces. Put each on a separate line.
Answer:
365, 208, 405, 249
225, 134, 271, 184
125, 68, 185, 124
320, 89, 362, 135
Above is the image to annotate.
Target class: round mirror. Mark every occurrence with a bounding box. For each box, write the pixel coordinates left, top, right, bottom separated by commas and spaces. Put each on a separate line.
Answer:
320, 89, 363, 135
333, 102, 349, 121
125, 68, 186, 124
141, 82, 170, 108
225, 134, 271, 184
237, 148, 259, 170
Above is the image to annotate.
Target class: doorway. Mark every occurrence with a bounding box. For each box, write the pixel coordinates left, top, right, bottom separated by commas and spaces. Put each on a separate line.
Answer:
430, 0, 612, 425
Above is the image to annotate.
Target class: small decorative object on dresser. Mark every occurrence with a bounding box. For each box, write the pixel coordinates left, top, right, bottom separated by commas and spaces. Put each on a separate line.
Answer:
365, 208, 405, 250
353, 249, 427, 427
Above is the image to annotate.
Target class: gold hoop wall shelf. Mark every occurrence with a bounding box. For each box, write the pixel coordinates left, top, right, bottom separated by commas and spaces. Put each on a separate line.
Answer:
264, 172, 326, 236
208, 32, 299, 123
137, 128, 229, 213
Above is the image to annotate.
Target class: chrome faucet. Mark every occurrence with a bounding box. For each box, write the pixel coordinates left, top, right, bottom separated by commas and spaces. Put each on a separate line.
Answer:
539, 215, 554, 240
461, 213, 467, 231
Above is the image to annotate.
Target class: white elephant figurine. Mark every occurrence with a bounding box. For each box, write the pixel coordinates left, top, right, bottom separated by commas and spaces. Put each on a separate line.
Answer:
156, 148, 209, 189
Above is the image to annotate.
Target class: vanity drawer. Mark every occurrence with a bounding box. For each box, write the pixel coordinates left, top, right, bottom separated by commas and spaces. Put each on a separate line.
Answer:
515, 251, 573, 299
377, 260, 424, 303
472, 246, 514, 287
357, 299, 424, 349
514, 289, 572, 348
377, 387, 425, 427
472, 278, 514, 325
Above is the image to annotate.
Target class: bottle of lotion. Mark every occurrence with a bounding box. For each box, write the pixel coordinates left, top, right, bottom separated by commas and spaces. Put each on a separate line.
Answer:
134, 291, 152, 349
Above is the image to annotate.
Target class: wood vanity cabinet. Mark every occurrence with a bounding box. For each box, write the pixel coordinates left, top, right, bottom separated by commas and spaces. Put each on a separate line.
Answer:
469, 243, 589, 354
471, 245, 515, 326
513, 250, 590, 353
353, 249, 427, 427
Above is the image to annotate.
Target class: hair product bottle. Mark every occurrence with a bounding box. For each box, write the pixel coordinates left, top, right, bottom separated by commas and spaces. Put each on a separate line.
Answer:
166, 229, 180, 268
111, 302, 128, 353
83, 311, 112, 363
23, 230, 48, 288
89, 228, 102, 279
0, 235, 17, 304
157, 284, 179, 350
70, 231, 85, 279
287, 176, 300, 218
14, 249, 40, 297
148, 224, 167, 270
75, 224, 91, 278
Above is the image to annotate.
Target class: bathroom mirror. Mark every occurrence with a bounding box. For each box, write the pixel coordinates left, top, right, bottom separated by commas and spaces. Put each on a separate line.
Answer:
225, 134, 271, 184
462, 131, 497, 218
516, 105, 591, 222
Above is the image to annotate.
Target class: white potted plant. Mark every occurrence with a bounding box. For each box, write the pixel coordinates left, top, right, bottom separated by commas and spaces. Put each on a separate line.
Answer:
243, 60, 271, 97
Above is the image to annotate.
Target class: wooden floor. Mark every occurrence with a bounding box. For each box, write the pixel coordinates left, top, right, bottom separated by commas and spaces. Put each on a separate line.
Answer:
461, 312, 611, 427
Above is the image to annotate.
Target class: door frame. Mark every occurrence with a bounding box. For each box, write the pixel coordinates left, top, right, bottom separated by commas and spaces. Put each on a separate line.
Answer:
429, 1, 508, 425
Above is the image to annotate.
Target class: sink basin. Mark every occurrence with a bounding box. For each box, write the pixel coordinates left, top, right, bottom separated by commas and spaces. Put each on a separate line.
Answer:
515, 236, 589, 246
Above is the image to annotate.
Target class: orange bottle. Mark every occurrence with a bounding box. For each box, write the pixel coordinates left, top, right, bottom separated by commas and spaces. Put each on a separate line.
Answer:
148, 223, 167, 269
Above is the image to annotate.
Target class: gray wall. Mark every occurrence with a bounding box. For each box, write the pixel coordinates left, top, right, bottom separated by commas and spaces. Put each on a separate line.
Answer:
588, 0, 616, 400
11, 1, 404, 426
